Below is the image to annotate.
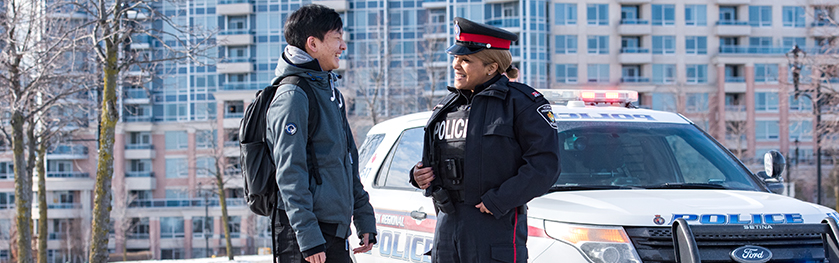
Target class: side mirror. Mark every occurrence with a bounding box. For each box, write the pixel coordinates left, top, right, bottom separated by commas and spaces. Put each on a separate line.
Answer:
763, 150, 786, 179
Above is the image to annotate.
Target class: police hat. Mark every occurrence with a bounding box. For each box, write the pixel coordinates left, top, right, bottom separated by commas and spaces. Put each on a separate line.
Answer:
446, 17, 518, 55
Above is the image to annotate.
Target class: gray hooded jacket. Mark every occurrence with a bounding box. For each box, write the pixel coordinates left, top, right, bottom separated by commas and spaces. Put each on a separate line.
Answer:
266, 45, 376, 253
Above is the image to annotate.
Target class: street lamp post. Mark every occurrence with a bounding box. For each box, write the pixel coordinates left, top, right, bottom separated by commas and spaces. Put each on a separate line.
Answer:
787, 45, 823, 204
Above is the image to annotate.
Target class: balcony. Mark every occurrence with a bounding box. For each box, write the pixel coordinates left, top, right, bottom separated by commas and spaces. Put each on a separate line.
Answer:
47, 203, 82, 209
224, 141, 239, 148
718, 46, 788, 54
128, 198, 246, 208
716, 0, 750, 4
810, 21, 838, 37
485, 17, 520, 29
618, 0, 650, 3
222, 83, 261, 90
618, 19, 651, 35
216, 0, 252, 15
620, 77, 651, 83
48, 145, 88, 159
312, 0, 348, 12
125, 174, 156, 190
124, 115, 152, 123
224, 112, 244, 119
123, 89, 150, 104
725, 76, 746, 83
224, 168, 242, 176
217, 32, 253, 46
619, 48, 652, 64
46, 172, 89, 178
715, 20, 751, 36
217, 61, 253, 74
125, 144, 155, 159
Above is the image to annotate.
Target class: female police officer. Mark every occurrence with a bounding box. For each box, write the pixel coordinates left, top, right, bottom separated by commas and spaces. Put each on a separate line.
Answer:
410, 17, 561, 263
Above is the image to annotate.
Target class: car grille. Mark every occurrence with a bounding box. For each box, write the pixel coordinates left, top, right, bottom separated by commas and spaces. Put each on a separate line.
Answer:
625, 225, 827, 262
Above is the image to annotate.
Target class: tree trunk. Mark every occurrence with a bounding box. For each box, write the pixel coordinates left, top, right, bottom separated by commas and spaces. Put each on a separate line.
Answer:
37, 142, 47, 263
216, 176, 233, 260
89, 44, 119, 263
12, 110, 33, 263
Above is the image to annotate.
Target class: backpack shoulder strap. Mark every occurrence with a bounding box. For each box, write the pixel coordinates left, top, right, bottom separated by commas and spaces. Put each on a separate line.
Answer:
276, 76, 322, 185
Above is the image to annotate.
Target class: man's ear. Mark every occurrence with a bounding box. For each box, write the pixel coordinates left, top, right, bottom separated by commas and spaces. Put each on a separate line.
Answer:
305, 36, 318, 54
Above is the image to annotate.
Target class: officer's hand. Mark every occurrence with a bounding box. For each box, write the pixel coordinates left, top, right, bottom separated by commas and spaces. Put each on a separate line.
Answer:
476, 202, 493, 215
353, 233, 374, 254
413, 162, 435, 189
305, 252, 325, 263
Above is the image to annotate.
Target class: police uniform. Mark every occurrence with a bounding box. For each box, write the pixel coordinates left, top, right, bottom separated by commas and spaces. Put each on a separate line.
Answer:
410, 17, 561, 263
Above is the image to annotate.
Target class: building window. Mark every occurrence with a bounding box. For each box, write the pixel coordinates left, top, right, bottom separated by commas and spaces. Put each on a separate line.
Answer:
161, 249, 184, 260
0, 193, 13, 210
652, 36, 675, 54
227, 16, 247, 30
160, 217, 185, 239
127, 132, 151, 148
815, 7, 833, 26
226, 216, 241, 238
652, 4, 675, 26
165, 158, 188, 178
755, 64, 779, 83
587, 4, 608, 25
587, 64, 609, 83
652, 93, 677, 112
192, 216, 214, 238
0, 219, 10, 239
129, 218, 150, 239
686, 93, 709, 113
685, 5, 707, 26
755, 92, 779, 112
783, 6, 806, 27
555, 35, 577, 54
556, 64, 578, 83
719, 6, 738, 22
686, 64, 708, 84
685, 36, 707, 55
621, 65, 642, 82
749, 37, 772, 50
653, 64, 676, 84
555, 3, 577, 25
164, 131, 188, 150
783, 37, 806, 48
749, 6, 772, 27
195, 130, 216, 149
196, 157, 216, 177
0, 162, 12, 180
756, 121, 780, 140
789, 120, 813, 141
587, 35, 609, 54
790, 94, 813, 112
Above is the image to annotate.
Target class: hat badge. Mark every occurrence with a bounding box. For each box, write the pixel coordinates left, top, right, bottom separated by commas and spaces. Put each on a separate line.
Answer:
454, 22, 461, 37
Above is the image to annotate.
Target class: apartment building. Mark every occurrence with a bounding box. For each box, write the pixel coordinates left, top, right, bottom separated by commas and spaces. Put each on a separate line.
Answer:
0, 0, 833, 261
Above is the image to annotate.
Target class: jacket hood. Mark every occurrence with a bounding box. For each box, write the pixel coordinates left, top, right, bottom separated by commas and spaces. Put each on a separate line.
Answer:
274, 45, 334, 84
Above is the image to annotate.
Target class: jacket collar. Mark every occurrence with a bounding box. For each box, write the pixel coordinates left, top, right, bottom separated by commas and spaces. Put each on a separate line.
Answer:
446, 74, 509, 100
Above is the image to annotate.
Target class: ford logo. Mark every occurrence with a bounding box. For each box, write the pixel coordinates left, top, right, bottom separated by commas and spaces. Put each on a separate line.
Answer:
730, 245, 772, 263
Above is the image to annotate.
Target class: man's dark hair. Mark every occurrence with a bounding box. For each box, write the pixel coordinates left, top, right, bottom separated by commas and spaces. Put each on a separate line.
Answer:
284, 4, 343, 50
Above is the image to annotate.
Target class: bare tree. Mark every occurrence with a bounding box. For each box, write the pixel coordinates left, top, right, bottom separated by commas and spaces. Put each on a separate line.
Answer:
418, 14, 448, 111
0, 0, 96, 261
62, 0, 215, 260
345, 12, 388, 124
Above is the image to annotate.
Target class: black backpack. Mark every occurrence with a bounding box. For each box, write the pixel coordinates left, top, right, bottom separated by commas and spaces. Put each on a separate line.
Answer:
239, 75, 323, 217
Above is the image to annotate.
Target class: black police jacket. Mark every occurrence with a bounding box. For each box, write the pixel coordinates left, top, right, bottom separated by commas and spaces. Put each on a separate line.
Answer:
415, 75, 561, 219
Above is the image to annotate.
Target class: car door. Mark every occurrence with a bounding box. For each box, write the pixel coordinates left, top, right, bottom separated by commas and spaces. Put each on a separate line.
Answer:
356, 127, 436, 263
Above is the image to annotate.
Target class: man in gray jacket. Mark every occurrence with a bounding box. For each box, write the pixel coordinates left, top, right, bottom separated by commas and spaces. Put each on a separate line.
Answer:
266, 5, 377, 263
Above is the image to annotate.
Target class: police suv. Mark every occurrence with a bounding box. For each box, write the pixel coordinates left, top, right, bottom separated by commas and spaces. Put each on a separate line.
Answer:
351, 90, 839, 263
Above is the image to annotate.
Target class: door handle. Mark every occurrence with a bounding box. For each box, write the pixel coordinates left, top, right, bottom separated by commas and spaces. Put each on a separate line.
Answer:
410, 210, 427, 220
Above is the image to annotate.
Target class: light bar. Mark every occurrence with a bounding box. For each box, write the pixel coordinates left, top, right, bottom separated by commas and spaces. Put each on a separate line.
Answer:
539, 89, 639, 106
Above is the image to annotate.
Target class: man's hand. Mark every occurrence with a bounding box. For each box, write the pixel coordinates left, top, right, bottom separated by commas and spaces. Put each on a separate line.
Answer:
476, 202, 493, 215
305, 252, 326, 263
353, 233, 374, 254
413, 162, 435, 189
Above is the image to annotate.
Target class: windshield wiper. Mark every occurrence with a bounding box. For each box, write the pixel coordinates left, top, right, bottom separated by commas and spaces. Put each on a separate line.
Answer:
642, 183, 727, 189
548, 185, 643, 192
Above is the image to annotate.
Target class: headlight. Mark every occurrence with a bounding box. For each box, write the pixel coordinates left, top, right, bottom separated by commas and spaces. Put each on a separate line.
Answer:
543, 220, 641, 263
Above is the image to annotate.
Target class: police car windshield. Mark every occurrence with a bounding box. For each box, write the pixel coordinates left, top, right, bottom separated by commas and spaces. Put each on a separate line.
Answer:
552, 122, 762, 191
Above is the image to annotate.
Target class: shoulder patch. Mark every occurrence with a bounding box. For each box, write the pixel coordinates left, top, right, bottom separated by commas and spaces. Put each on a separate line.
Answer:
531, 91, 543, 98
537, 104, 558, 129
284, 123, 298, 135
